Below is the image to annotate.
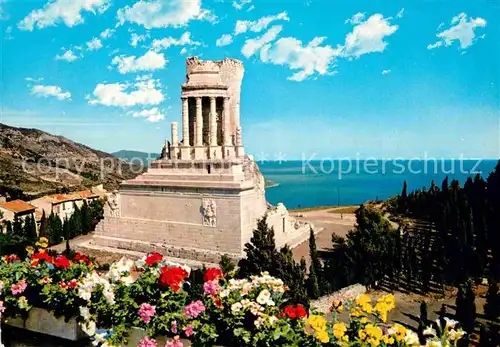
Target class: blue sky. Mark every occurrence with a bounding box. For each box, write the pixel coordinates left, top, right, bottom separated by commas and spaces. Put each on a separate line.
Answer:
0, 0, 498, 159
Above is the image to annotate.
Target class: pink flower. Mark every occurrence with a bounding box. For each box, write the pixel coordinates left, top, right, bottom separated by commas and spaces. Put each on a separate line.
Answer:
203, 281, 220, 295
165, 336, 183, 347
183, 324, 194, 337
184, 300, 205, 318
171, 321, 178, 334
138, 303, 156, 324
138, 337, 158, 347
0, 300, 5, 316
11, 280, 27, 295
0, 280, 4, 292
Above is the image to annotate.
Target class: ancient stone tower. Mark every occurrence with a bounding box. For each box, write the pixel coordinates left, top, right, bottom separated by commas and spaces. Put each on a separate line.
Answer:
92, 57, 311, 264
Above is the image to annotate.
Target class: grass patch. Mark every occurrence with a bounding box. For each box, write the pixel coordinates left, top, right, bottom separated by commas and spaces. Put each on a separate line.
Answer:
328, 206, 359, 214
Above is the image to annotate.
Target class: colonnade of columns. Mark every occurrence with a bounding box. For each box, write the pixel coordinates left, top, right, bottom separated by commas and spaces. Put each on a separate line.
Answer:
169, 95, 241, 160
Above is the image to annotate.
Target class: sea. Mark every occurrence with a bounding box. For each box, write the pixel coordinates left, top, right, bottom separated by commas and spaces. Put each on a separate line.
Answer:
259, 159, 498, 209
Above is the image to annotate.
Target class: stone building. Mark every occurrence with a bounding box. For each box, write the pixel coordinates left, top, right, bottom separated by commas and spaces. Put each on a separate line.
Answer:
91, 57, 311, 263
30, 190, 101, 221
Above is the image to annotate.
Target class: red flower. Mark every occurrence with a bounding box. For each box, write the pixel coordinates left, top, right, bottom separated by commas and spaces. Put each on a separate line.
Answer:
67, 279, 78, 289
59, 280, 68, 289
283, 306, 297, 319
203, 268, 223, 282
73, 253, 92, 266
213, 297, 223, 309
295, 304, 307, 318
54, 255, 71, 269
283, 305, 307, 319
31, 251, 54, 266
4, 255, 20, 263
159, 265, 189, 291
145, 252, 163, 266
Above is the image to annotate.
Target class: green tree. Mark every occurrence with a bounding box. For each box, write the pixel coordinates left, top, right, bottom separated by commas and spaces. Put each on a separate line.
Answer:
81, 201, 92, 234
484, 281, 500, 321
219, 254, 235, 274
23, 214, 37, 243
307, 264, 320, 299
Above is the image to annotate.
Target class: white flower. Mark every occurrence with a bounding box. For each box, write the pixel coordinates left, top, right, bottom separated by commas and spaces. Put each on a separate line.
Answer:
120, 275, 136, 286
254, 316, 265, 328
256, 289, 271, 305
81, 320, 96, 336
425, 341, 442, 347
135, 258, 146, 269
423, 326, 437, 336
220, 289, 230, 298
115, 257, 134, 273
448, 329, 466, 341
79, 306, 90, 320
268, 316, 278, 325
105, 267, 121, 282
444, 317, 458, 330
231, 302, 242, 312
404, 330, 419, 345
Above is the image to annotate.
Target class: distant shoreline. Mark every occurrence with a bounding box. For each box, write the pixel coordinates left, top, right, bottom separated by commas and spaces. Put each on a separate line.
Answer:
265, 181, 280, 188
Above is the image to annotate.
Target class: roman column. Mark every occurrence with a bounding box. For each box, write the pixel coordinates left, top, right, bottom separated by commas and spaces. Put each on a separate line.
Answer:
210, 97, 217, 147
171, 121, 178, 159
195, 97, 203, 159
223, 97, 231, 146
181, 97, 190, 159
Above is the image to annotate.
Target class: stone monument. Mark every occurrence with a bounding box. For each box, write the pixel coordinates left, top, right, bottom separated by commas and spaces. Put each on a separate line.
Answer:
92, 57, 311, 263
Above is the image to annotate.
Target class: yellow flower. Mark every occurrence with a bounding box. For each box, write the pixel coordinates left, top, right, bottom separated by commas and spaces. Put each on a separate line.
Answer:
306, 315, 327, 332
315, 329, 329, 343
382, 335, 394, 344
378, 293, 396, 311
351, 307, 363, 317
389, 323, 407, 342
361, 303, 373, 314
331, 299, 344, 312
35, 237, 49, 249
355, 294, 371, 307
374, 302, 389, 322
25, 246, 34, 255
360, 317, 369, 324
333, 322, 347, 340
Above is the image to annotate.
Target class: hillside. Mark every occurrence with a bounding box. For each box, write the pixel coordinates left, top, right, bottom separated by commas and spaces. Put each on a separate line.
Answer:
0, 123, 143, 199
112, 150, 160, 165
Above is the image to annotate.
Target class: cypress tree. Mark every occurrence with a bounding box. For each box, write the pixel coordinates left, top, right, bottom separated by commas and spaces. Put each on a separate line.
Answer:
307, 263, 320, 299
39, 210, 48, 239
23, 214, 37, 243
238, 216, 277, 278
456, 281, 476, 333
81, 201, 92, 234
308, 227, 323, 292
486, 160, 500, 281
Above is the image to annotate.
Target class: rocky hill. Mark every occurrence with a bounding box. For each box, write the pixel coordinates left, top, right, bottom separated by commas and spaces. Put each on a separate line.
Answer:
0, 123, 144, 199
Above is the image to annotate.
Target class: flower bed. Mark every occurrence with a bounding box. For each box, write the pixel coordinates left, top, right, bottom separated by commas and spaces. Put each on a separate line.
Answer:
1, 238, 467, 346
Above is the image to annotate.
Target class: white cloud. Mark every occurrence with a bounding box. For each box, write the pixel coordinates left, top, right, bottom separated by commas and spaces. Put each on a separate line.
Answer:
100, 28, 115, 39
88, 78, 164, 107
180, 47, 188, 55
427, 13, 487, 50
18, 0, 110, 31
55, 49, 79, 62
216, 33, 233, 47
427, 41, 443, 50
86, 37, 103, 51
342, 14, 398, 58
112, 51, 167, 74
235, 11, 289, 35
117, 0, 214, 29
25, 77, 44, 82
232, 0, 253, 11
382, 69, 391, 75
345, 12, 365, 24
130, 33, 149, 47
260, 35, 341, 81
31, 84, 71, 100
241, 25, 283, 58
151, 32, 200, 51
128, 107, 165, 122
396, 8, 405, 19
